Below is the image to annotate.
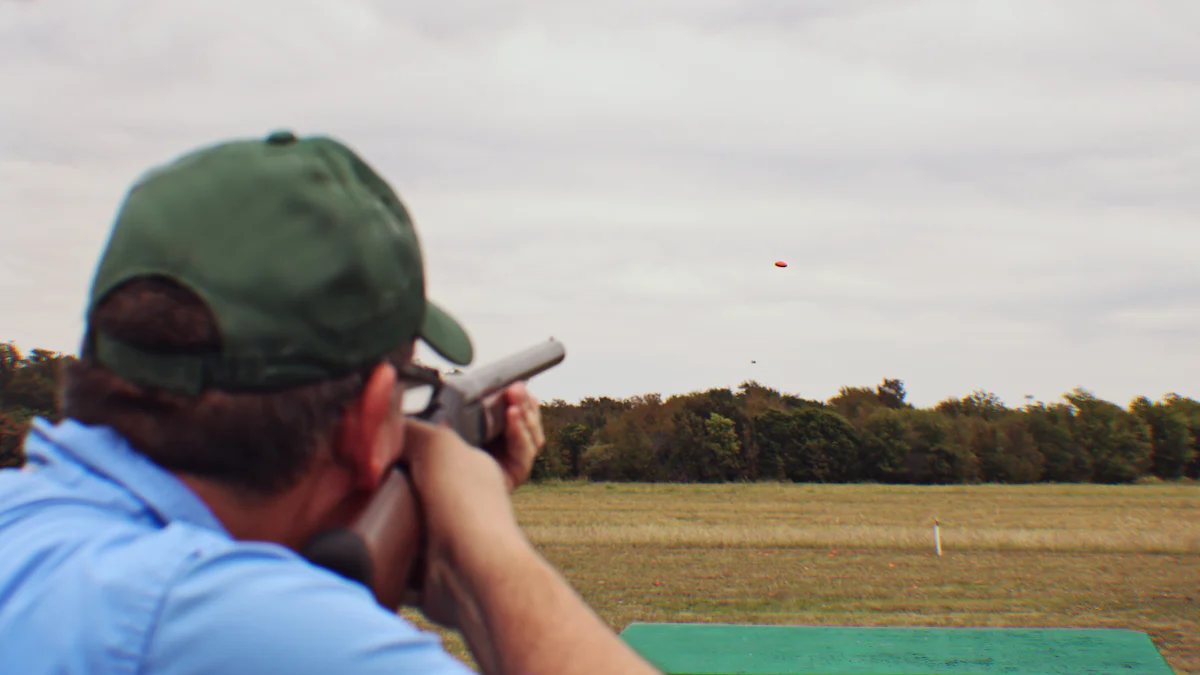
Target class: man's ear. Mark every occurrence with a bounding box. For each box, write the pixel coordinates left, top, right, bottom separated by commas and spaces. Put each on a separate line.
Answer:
333, 362, 401, 490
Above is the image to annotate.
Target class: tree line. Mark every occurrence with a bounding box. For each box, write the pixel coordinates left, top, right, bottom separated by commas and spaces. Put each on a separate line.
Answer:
0, 343, 69, 469
2, 341, 1198, 483
534, 379, 1200, 485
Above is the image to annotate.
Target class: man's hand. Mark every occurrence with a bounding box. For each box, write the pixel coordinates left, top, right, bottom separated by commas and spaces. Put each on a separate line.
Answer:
399, 407, 663, 675
401, 418, 533, 631
399, 382, 544, 627
484, 381, 545, 492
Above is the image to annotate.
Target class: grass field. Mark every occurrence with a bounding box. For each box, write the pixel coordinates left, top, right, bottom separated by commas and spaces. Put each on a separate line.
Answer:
401, 481, 1200, 674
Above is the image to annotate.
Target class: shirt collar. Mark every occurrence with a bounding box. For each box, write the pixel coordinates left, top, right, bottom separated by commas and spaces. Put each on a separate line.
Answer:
26, 417, 229, 536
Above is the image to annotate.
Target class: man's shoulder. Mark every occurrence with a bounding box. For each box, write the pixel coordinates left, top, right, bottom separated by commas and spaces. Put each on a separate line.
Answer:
0, 474, 470, 675
0, 468, 245, 672
145, 531, 474, 675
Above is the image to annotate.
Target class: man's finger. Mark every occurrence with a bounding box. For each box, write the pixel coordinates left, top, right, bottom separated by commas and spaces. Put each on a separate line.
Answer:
529, 407, 545, 448
505, 381, 528, 406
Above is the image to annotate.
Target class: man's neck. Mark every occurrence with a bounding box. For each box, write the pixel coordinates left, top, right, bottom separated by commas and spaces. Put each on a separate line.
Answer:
177, 476, 306, 548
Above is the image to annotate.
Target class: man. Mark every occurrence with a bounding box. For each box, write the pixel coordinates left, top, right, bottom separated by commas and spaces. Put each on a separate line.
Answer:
0, 131, 661, 675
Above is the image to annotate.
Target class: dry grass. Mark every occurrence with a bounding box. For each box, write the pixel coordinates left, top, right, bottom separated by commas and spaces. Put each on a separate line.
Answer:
402, 482, 1200, 674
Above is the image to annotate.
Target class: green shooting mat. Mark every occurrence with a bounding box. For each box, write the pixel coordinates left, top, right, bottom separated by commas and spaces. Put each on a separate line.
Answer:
619, 623, 1175, 675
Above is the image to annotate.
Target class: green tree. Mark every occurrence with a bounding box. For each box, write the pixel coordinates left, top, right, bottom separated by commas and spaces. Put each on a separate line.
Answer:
1026, 402, 1090, 482
0, 410, 30, 469
828, 386, 885, 423
735, 381, 779, 480
556, 423, 592, 478
530, 420, 581, 482
0, 342, 20, 392
0, 342, 73, 468
995, 415, 1045, 483
1162, 394, 1200, 479
1129, 396, 1195, 480
780, 408, 861, 482
1064, 388, 1151, 484
664, 410, 706, 482
735, 381, 824, 480
936, 390, 1008, 422
876, 378, 909, 410
957, 415, 1044, 483
858, 407, 912, 483
682, 389, 750, 479
576, 396, 635, 433
958, 417, 1004, 482
904, 409, 978, 484
584, 396, 669, 482
753, 408, 795, 481
699, 413, 743, 482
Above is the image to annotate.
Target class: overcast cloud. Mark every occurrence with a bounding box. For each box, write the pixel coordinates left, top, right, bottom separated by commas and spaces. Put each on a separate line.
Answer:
3, 0, 1200, 408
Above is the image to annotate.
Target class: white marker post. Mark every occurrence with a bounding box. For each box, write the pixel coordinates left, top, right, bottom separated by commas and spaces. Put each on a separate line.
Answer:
934, 519, 942, 556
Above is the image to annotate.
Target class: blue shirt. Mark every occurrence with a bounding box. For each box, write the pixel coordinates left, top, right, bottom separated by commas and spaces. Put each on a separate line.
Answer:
0, 418, 474, 675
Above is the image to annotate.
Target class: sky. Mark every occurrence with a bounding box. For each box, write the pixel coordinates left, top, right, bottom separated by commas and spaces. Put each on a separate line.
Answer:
2, 0, 1200, 409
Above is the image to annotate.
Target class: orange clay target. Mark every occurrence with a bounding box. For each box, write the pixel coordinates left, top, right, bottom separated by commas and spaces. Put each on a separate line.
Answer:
774, 261, 787, 268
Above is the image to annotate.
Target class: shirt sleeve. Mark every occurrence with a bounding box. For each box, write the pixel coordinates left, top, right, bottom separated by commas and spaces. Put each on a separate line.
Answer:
142, 543, 476, 675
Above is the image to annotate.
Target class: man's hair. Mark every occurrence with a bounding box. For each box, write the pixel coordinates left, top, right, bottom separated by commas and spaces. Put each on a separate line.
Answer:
62, 277, 409, 496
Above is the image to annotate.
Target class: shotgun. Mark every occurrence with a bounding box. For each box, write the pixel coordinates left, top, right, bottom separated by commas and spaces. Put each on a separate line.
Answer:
300, 337, 566, 610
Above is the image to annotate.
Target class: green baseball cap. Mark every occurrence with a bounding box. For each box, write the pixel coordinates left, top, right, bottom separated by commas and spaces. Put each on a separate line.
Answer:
85, 129, 473, 396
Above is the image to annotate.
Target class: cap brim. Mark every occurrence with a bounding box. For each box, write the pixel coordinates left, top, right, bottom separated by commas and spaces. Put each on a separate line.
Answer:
420, 301, 473, 366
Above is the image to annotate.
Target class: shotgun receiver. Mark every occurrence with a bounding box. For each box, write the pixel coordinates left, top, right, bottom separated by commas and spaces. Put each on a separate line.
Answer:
300, 338, 566, 610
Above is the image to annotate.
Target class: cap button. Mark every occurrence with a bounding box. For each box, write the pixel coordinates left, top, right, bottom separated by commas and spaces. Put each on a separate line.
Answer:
265, 130, 298, 145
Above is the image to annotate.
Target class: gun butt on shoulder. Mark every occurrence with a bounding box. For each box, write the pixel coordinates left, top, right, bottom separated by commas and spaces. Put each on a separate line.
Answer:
301, 337, 566, 610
